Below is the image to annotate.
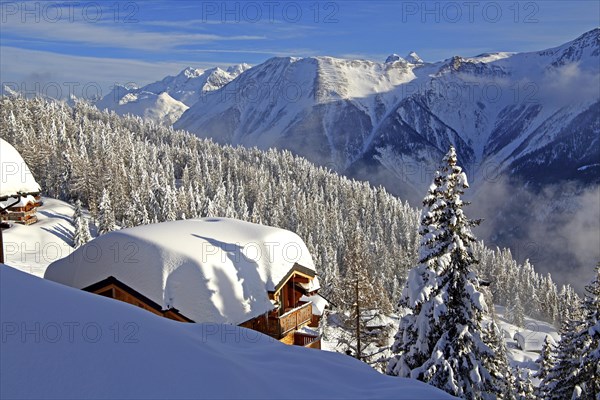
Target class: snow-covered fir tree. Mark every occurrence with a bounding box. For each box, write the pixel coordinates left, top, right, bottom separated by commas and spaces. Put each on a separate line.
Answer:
97, 188, 117, 235
535, 335, 556, 383
482, 321, 513, 398
574, 263, 600, 398
512, 367, 534, 400
71, 199, 92, 248
539, 315, 584, 399
387, 146, 502, 399
506, 293, 525, 328
537, 264, 599, 400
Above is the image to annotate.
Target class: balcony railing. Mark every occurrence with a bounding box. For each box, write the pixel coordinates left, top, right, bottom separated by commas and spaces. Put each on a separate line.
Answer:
268, 301, 313, 338
293, 331, 320, 348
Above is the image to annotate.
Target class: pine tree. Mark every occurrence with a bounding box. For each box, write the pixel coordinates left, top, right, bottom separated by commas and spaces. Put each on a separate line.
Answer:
539, 314, 583, 399
513, 367, 534, 400
540, 265, 600, 399
387, 146, 500, 399
482, 321, 513, 399
534, 335, 556, 383
72, 199, 92, 248
97, 188, 117, 235
507, 293, 525, 328
571, 264, 600, 399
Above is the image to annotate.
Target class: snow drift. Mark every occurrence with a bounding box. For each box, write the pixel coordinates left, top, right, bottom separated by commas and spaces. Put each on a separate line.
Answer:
0, 265, 455, 399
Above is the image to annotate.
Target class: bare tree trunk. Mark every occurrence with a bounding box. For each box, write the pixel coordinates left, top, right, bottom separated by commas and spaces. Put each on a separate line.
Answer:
355, 277, 361, 361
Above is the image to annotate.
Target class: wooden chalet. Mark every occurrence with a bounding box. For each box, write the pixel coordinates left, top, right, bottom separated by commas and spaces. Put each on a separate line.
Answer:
0, 195, 42, 225
82, 263, 322, 349
0, 138, 42, 227
239, 263, 321, 348
45, 218, 326, 349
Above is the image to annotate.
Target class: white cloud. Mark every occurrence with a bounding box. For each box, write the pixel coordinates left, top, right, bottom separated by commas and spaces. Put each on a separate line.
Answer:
2, 12, 265, 51
0, 46, 230, 99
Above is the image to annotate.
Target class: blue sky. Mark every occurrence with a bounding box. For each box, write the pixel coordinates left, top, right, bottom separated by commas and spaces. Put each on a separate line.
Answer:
1, 0, 598, 98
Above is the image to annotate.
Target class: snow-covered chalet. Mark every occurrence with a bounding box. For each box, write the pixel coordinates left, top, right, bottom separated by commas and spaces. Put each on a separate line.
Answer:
0, 138, 42, 225
45, 218, 325, 348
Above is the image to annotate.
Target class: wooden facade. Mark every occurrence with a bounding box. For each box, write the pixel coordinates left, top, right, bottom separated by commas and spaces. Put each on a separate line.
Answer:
239, 263, 321, 348
82, 263, 322, 349
0, 195, 42, 225
82, 277, 193, 323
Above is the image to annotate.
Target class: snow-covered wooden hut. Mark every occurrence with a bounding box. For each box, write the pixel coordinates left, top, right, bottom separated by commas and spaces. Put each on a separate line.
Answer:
514, 331, 557, 352
0, 138, 42, 225
45, 218, 324, 348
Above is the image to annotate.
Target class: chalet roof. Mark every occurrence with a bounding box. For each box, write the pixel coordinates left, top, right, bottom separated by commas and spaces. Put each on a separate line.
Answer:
0, 138, 41, 200
0, 194, 37, 209
300, 294, 328, 316
514, 331, 558, 352
44, 218, 316, 325
82, 276, 194, 322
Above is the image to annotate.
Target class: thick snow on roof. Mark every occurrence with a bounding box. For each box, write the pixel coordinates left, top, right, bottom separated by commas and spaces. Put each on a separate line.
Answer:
1, 266, 455, 399
515, 331, 557, 352
0, 138, 40, 199
300, 293, 328, 316
45, 218, 316, 325
298, 275, 321, 292
0, 194, 37, 209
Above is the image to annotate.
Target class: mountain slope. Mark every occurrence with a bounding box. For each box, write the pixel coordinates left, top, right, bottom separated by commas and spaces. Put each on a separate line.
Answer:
174, 29, 599, 195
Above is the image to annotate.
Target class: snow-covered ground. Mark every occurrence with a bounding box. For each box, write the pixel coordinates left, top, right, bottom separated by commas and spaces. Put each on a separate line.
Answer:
2, 197, 75, 277
0, 197, 559, 396
493, 305, 559, 383
0, 265, 456, 399
320, 305, 559, 386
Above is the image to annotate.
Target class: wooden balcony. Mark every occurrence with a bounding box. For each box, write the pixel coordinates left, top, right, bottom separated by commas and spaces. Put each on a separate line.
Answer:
294, 331, 321, 349
265, 301, 313, 338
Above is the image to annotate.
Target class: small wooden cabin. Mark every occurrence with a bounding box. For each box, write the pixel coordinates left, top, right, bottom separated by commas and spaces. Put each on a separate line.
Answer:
83, 263, 322, 348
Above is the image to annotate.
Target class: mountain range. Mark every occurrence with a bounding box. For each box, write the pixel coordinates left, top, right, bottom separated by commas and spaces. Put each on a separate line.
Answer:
96, 64, 251, 125
97, 29, 598, 200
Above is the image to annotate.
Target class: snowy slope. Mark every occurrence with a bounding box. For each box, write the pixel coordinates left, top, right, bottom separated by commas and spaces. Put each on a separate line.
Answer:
2, 198, 75, 277
175, 56, 427, 169
493, 305, 559, 384
0, 265, 456, 399
174, 29, 599, 195
96, 90, 188, 126
96, 65, 251, 125
45, 218, 315, 325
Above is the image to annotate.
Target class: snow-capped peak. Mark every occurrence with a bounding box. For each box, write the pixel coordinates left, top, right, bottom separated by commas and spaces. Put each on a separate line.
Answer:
227, 63, 252, 75
385, 54, 404, 63
406, 51, 423, 64
179, 66, 205, 79
95, 63, 250, 125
